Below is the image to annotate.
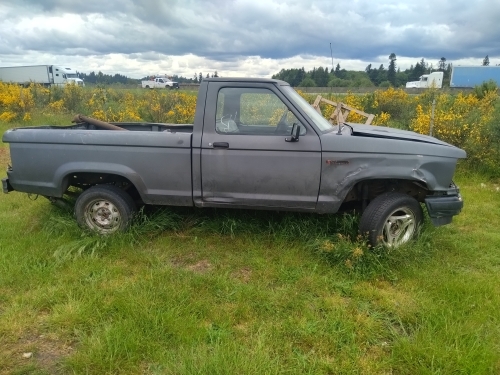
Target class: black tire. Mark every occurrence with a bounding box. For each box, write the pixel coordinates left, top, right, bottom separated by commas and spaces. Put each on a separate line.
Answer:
145, 85, 150, 89
74, 185, 136, 234
359, 192, 423, 247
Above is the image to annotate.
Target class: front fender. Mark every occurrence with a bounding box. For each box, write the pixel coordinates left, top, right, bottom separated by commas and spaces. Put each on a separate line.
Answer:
316, 153, 459, 213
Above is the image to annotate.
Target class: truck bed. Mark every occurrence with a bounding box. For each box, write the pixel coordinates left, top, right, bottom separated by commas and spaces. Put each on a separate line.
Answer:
3, 122, 195, 206
19, 122, 194, 133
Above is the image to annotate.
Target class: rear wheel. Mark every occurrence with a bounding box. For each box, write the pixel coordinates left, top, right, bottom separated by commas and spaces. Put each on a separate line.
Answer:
359, 192, 423, 247
75, 185, 136, 234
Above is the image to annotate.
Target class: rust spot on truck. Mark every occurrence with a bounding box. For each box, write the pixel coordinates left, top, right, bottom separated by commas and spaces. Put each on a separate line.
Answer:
326, 160, 349, 165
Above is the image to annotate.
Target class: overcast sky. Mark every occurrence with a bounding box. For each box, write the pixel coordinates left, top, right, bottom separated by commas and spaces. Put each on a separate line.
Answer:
1, 0, 499, 79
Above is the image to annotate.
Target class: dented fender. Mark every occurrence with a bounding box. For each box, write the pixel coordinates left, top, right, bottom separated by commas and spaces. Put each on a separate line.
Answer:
316, 130, 466, 213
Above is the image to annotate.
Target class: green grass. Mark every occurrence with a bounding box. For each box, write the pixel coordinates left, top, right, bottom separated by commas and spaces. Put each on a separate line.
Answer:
1, 118, 500, 373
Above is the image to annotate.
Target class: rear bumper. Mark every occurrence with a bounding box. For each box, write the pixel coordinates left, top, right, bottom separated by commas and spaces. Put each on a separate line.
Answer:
425, 194, 463, 226
2, 178, 13, 193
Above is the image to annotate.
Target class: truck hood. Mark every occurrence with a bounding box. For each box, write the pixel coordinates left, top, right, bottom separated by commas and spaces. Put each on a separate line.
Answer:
345, 123, 453, 146
405, 81, 419, 88
322, 123, 467, 159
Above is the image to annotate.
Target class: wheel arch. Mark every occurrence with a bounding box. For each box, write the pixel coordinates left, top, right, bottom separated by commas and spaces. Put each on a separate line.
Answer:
56, 163, 147, 201
341, 178, 429, 206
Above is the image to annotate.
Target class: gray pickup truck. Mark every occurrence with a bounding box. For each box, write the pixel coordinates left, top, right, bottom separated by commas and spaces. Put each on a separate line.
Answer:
2, 78, 466, 247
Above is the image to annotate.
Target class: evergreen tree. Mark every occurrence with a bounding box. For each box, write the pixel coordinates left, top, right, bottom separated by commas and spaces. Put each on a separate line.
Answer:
315, 66, 329, 86
296, 68, 305, 86
483, 55, 490, 66
409, 61, 425, 81
335, 63, 341, 77
438, 57, 447, 71
420, 58, 427, 73
377, 64, 387, 85
388, 53, 397, 86
199, 72, 203, 82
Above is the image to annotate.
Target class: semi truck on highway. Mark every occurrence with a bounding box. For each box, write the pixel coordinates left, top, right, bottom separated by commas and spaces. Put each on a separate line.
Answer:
0, 65, 84, 87
405, 72, 444, 88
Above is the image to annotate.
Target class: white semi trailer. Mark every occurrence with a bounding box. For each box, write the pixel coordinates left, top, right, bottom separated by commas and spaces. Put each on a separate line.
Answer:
405, 71, 443, 88
0, 65, 84, 87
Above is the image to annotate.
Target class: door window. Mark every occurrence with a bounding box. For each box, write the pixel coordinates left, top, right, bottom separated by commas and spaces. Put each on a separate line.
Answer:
215, 87, 305, 135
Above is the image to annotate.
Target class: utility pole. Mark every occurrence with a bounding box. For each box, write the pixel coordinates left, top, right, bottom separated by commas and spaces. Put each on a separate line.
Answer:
329, 43, 334, 72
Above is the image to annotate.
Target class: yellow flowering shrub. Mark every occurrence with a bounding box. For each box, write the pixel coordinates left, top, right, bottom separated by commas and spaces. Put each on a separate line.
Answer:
62, 83, 84, 112
138, 91, 197, 123
48, 99, 65, 113
343, 93, 368, 123
171, 93, 197, 123
298, 86, 499, 168
372, 112, 390, 125
1, 82, 499, 171
412, 89, 498, 168
0, 82, 35, 122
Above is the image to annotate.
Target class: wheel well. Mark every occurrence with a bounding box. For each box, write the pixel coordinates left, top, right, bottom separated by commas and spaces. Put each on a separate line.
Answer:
343, 179, 429, 205
63, 172, 141, 202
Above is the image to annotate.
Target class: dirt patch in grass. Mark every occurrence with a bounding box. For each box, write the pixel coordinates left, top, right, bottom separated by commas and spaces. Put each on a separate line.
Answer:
232, 267, 252, 283
1, 332, 74, 375
0, 147, 10, 169
171, 253, 214, 274
186, 259, 213, 274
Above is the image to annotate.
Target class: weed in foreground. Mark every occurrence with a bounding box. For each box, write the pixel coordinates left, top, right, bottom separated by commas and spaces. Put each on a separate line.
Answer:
310, 224, 436, 280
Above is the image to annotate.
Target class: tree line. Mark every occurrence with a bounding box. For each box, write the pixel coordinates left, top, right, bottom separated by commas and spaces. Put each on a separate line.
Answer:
272, 54, 461, 88
273, 54, 500, 88
76, 54, 494, 87
78, 71, 137, 85
77, 71, 220, 85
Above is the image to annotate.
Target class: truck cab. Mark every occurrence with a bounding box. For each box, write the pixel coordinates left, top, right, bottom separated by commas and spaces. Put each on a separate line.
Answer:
406, 71, 443, 88
61, 67, 85, 86
142, 77, 179, 89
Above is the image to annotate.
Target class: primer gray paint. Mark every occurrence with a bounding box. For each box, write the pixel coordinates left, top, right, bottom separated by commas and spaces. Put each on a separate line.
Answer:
2, 78, 466, 224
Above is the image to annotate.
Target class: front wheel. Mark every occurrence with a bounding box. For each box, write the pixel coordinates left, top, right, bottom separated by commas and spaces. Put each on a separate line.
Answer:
359, 192, 423, 247
75, 185, 136, 234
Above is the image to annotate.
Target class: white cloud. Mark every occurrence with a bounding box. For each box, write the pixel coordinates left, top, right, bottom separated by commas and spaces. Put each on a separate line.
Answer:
0, 0, 499, 78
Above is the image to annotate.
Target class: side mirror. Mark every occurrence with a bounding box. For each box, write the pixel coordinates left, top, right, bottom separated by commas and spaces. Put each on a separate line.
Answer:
285, 123, 300, 142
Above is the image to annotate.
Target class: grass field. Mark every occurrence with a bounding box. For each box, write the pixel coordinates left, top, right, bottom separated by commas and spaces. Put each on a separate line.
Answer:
1, 115, 500, 374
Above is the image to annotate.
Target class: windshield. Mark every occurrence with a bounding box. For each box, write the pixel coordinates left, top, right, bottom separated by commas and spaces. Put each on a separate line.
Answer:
66, 74, 78, 78
282, 86, 334, 132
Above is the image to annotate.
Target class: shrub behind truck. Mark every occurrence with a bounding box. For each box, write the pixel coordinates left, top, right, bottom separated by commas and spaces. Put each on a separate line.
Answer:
2, 78, 466, 247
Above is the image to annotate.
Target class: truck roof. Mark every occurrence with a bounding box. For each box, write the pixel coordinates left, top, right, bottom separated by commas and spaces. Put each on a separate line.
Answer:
203, 77, 289, 86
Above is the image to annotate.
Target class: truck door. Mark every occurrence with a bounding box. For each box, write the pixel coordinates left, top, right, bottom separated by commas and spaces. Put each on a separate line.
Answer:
200, 83, 321, 210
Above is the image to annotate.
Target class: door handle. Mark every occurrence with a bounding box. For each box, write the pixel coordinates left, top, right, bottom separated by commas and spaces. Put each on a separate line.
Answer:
213, 142, 229, 149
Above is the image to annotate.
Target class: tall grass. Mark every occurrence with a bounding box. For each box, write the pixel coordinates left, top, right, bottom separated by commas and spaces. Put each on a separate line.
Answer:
1, 88, 500, 374
1, 170, 499, 374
